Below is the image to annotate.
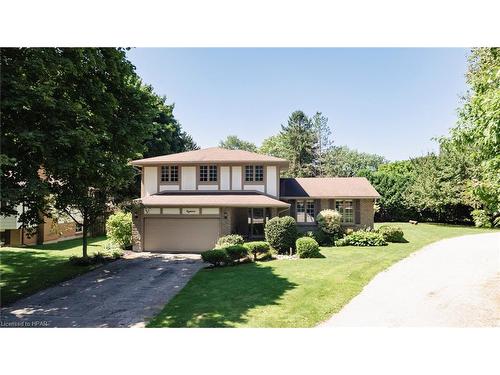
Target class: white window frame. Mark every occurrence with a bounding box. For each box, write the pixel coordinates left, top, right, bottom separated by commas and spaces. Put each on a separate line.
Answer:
296, 199, 315, 223
336, 200, 354, 224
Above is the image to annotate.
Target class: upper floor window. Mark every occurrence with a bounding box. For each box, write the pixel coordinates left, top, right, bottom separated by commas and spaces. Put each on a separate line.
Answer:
336, 200, 354, 223
160, 165, 179, 182
200, 165, 217, 182
244, 165, 264, 182
296, 200, 315, 223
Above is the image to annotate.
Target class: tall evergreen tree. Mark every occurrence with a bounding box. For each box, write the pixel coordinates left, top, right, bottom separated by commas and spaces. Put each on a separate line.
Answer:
280, 110, 317, 177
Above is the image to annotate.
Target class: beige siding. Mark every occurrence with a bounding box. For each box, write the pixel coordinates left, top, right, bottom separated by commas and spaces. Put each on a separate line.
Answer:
143, 166, 158, 196
243, 184, 265, 193
220, 166, 231, 190
198, 184, 218, 191
232, 166, 242, 190
159, 184, 180, 192
181, 166, 196, 190
266, 165, 278, 197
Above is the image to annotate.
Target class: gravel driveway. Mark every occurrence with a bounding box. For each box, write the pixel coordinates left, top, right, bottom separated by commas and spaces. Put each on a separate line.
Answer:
1, 252, 204, 328
321, 232, 500, 327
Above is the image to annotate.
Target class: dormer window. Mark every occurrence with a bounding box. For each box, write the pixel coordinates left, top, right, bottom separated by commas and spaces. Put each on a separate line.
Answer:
200, 165, 217, 182
160, 165, 179, 182
245, 165, 264, 182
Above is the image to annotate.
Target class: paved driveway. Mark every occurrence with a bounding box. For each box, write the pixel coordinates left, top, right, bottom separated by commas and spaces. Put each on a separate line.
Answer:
1, 253, 204, 328
321, 232, 500, 327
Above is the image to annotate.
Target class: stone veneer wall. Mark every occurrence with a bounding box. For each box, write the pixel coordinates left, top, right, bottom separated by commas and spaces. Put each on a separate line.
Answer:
219, 207, 231, 237
132, 209, 143, 252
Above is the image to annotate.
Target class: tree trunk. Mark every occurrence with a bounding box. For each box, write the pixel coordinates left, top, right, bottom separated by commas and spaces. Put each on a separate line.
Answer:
82, 210, 88, 258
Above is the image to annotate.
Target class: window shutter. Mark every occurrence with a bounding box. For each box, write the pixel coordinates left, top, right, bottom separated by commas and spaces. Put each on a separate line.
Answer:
354, 199, 361, 224
314, 199, 321, 216
329, 199, 334, 209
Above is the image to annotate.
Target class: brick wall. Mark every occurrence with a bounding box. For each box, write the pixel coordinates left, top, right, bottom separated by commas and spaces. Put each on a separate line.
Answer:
359, 199, 375, 228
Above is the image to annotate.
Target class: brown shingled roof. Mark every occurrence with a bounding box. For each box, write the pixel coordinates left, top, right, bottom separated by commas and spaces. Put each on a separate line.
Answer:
138, 191, 290, 208
131, 147, 289, 166
280, 177, 380, 198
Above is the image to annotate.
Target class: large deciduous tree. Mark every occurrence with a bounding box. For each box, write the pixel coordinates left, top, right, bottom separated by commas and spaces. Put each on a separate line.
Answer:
447, 48, 500, 225
259, 134, 289, 159
1, 48, 160, 256
322, 146, 387, 177
143, 100, 199, 159
219, 135, 257, 152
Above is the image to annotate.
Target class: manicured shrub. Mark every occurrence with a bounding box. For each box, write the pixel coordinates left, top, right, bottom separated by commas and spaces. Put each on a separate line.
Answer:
316, 209, 343, 235
264, 216, 298, 254
244, 241, 270, 260
224, 245, 249, 262
215, 234, 244, 249
377, 225, 405, 242
304, 229, 334, 246
296, 237, 322, 258
201, 249, 229, 267
105, 211, 132, 248
471, 209, 493, 228
335, 230, 387, 247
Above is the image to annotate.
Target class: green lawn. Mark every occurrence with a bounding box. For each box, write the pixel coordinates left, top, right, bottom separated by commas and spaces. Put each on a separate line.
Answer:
0, 236, 108, 306
148, 223, 497, 328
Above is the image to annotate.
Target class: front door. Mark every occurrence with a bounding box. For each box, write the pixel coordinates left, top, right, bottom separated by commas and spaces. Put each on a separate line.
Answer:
247, 208, 269, 240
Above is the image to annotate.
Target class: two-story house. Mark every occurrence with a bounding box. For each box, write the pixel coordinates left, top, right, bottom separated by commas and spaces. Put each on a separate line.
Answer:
130, 147, 380, 252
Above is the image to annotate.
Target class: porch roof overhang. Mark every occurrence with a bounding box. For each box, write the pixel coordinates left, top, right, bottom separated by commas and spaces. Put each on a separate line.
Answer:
137, 192, 290, 208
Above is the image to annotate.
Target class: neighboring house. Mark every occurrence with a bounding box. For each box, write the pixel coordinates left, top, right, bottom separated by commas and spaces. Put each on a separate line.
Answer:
0, 204, 83, 246
131, 147, 380, 253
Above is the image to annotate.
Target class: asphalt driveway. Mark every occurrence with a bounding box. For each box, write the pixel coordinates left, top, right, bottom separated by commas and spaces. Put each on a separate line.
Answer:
1, 252, 204, 328
321, 232, 500, 327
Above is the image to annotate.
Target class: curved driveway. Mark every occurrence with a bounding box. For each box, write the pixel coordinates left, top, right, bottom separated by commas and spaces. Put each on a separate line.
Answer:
322, 232, 500, 327
1, 253, 203, 328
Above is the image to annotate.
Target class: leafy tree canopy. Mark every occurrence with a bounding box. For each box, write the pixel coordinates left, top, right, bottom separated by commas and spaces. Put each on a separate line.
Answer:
446, 47, 499, 221
219, 135, 257, 152
322, 146, 387, 177
1, 48, 197, 255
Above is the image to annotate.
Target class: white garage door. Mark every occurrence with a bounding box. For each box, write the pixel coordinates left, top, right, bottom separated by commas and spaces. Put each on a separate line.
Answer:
144, 217, 220, 252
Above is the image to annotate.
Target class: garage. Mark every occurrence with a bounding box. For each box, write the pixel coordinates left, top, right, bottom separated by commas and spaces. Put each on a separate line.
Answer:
144, 217, 220, 252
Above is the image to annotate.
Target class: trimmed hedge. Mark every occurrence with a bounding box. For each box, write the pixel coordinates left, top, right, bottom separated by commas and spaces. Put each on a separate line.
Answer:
296, 237, 322, 258
264, 216, 298, 254
244, 241, 270, 260
215, 234, 244, 249
336, 230, 387, 247
201, 249, 229, 267
224, 245, 249, 262
377, 225, 405, 242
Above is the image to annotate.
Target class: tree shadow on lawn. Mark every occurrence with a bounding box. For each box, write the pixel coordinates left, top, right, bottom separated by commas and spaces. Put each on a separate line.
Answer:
149, 262, 298, 328
27, 236, 106, 251
0, 250, 96, 306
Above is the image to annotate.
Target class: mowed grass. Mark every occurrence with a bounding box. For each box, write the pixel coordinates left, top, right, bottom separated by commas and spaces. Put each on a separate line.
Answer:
148, 223, 497, 328
0, 236, 108, 306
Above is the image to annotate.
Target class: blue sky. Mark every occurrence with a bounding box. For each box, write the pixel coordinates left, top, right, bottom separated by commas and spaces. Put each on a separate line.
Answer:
126, 48, 469, 161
